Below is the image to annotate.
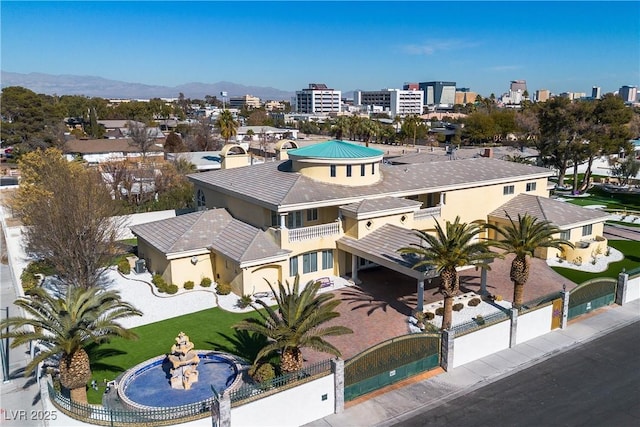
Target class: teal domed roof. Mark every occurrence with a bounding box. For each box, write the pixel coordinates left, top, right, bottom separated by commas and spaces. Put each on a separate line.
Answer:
287, 140, 383, 160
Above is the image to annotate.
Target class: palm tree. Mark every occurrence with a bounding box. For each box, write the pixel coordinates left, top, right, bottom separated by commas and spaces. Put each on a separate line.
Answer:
486, 213, 574, 308
233, 276, 352, 373
216, 109, 238, 145
399, 217, 495, 330
0, 286, 142, 403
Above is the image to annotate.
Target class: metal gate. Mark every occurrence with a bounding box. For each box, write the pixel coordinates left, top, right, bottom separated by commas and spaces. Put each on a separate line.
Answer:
344, 334, 440, 401
568, 278, 617, 320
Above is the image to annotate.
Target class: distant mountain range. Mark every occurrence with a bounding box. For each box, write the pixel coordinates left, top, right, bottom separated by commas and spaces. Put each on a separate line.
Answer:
0, 71, 295, 101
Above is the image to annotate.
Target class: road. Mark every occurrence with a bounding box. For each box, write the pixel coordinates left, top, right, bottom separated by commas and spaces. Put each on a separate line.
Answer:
395, 321, 640, 427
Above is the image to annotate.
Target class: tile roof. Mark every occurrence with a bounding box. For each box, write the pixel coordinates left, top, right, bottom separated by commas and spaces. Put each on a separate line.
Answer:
287, 140, 383, 159
340, 197, 422, 215
130, 209, 288, 264
489, 194, 611, 228
189, 157, 552, 211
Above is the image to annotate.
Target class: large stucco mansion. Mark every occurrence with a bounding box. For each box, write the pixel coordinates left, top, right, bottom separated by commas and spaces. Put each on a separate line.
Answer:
131, 140, 609, 309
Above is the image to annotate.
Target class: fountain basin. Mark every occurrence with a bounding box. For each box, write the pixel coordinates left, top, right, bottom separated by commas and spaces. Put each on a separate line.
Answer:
117, 351, 241, 410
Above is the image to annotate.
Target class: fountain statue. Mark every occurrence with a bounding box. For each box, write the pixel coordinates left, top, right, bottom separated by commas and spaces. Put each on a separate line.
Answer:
167, 332, 200, 390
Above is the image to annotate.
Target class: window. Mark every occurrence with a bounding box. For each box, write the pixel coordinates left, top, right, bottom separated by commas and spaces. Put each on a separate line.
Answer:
306, 208, 318, 221
196, 189, 206, 207
289, 257, 298, 276
371, 163, 375, 175
503, 185, 515, 195
322, 250, 333, 270
287, 211, 302, 228
346, 165, 352, 177
361, 164, 365, 177
303, 252, 318, 274
560, 230, 571, 241
582, 224, 592, 237
330, 165, 336, 177
271, 211, 279, 227
526, 182, 537, 192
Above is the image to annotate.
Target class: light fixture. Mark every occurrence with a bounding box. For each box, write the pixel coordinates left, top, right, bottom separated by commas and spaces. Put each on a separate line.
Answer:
191, 256, 198, 265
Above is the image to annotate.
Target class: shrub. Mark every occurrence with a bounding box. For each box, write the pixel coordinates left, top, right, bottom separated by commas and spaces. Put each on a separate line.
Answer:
494, 294, 503, 301
475, 315, 485, 325
152, 274, 168, 293
117, 259, 131, 275
183, 280, 195, 290
216, 282, 231, 295
237, 294, 253, 309
200, 277, 213, 288
452, 303, 464, 312
468, 297, 481, 307
249, 363, 276, 384
166, 284, 179, 294
435, 307, 444, 316
424, 312, 435, 320
20, 270, 39, 291
25, 259, 57, 276
414, 311, 425, 322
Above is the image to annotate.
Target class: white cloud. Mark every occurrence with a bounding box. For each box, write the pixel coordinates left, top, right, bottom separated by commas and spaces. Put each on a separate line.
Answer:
400, 39, 480, 55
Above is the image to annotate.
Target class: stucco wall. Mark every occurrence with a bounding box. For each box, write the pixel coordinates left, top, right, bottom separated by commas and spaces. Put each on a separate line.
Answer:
231, 374, 335, 427
516, 304, 553, 344
168, 253, 214, 287
137, 239, 169, 279
452, 320, 510, 368
625, 275, 640, 303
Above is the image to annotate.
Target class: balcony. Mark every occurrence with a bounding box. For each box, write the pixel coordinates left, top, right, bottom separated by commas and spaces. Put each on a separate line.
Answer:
414, 206, 442, 220
288, 222, 341, 243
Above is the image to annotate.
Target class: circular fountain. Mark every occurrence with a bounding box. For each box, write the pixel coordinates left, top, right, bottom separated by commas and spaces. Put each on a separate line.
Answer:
116, 332, 243, 410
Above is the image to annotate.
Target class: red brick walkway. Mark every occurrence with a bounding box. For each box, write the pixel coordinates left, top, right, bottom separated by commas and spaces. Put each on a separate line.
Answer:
302, 256, 575, 364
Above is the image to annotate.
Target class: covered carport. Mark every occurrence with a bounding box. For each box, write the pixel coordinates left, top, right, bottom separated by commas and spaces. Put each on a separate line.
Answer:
337, 224, 440, 311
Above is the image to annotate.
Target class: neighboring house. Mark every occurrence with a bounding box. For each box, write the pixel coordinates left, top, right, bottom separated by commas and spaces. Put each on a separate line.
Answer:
236, 126, 299, 142
166, 149, 264, 172
64, 138, 164, 163
131, 140, 609, 309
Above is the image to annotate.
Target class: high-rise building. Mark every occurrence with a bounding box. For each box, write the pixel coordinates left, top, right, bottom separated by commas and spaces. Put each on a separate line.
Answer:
419, 81, 456, 107
510, 80, 527, 93
403, 83, 420, 91
618, 85, 638, 103
354, 88, 424, 117
454, 88, 477, 105
295, 83, 342, 114
535, 89, 550, 102
591, 86, 602, 99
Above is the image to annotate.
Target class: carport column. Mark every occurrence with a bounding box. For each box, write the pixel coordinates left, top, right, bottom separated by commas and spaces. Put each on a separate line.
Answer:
332, 358, 345, 414
561, 289, 570, 329
615, 270, 629, 305
351, 255, 359, 283
480, 268, 488, 296
509, 308, 518, 348
440, 329, 455, 371
219, 391, 231, 427
417, 279, 425, 312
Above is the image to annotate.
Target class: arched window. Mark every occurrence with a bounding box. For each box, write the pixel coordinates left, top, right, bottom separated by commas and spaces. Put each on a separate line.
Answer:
196, 189, 206, 207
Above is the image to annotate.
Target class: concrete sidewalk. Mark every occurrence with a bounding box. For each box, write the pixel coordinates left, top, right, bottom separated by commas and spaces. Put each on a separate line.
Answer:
306, 299, 640, 427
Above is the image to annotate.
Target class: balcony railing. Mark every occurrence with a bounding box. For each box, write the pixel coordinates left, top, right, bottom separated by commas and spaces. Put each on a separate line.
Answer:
288, 222, 341, 243
414, 206, 442, 220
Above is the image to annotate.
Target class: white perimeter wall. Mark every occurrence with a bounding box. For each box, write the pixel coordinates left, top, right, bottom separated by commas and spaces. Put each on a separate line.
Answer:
516, 305, 553, 345
231, 374, 335, 427
625, 276, 640, 303
453, 320, 510, 368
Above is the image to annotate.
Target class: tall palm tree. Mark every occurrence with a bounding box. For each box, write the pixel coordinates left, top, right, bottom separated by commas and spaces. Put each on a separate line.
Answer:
216, 109, 238, 145
0, 286, 142, 403
486, 213, 574, 308
233, 276, 352, 373
399, 217, 495, 330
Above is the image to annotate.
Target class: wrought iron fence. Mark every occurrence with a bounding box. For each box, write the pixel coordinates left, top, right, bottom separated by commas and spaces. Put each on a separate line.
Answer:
229, 359, 332, 404
48, 381, 216, 426
451, 310, 510, 336
625, 266, 640, 278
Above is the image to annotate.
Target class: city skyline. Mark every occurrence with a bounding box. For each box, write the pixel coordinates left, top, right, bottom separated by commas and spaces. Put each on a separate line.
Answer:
1, 1, 639, 98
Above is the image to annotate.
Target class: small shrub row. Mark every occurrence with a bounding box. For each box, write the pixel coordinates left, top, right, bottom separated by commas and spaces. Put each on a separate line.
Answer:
117, 259, 131, 275
216, 282, 231, 295
183, 280, 195, 290
151, 274, 178, 294
200, 277, 212, 288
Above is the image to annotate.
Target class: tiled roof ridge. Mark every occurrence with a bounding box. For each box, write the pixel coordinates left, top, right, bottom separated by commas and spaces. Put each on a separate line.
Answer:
166, 209, 230, 253
534, 194, 550, 222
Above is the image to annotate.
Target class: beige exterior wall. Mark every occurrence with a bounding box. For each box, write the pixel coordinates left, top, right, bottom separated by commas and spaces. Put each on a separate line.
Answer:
167, 253, 214, 288
137, 239, 170, 279
292, 159, 381, 186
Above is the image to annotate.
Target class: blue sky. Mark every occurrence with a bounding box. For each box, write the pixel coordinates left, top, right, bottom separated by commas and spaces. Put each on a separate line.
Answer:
1, 1, 639, 97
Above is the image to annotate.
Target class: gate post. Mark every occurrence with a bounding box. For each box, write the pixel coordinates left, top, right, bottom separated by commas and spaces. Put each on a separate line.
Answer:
561, 289, 570, 329
509, 308, 518, 348
219, 391, 231, 427
440, 329, 455, 371
332, 358, 345, 414
615, 270, 629, 305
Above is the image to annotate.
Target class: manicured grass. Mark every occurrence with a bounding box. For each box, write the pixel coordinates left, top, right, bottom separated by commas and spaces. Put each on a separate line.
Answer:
563, 187, 640, 211
551, 240, 640, 285
86, 307, 261, 404
607, 220, 640, 228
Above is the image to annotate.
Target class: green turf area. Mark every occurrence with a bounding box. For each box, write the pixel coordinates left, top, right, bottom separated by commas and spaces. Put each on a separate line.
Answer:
551, 240, 640, 285
562, 187, 640, 210
86, 306, 262, 404
607, 220, 640, 228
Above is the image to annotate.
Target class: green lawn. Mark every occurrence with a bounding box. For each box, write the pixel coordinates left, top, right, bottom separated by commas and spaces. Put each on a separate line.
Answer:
607, 220, 640, 228
86, 307, 262, 404
563, 187, 640, 211
551, 240, 640, 285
